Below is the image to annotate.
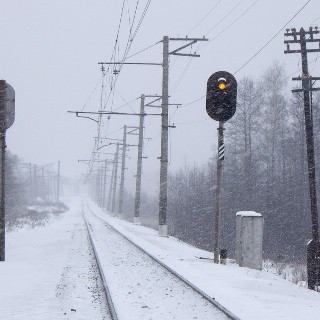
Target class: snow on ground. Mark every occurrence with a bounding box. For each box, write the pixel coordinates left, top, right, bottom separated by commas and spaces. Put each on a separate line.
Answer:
1, 195, 320, 320
0, 197, 109, 320
86, 212, 229, 320
88, 201, 320, 320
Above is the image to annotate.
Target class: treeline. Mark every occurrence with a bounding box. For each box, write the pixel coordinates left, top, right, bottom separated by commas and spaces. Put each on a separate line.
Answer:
5, 152, 62, 229
163, 61, 320, 263
112, 61, 319, 263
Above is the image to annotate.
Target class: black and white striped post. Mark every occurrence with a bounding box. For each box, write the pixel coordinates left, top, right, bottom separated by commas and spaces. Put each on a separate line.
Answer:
218, 134, 225, 160
213, 121, 225, 263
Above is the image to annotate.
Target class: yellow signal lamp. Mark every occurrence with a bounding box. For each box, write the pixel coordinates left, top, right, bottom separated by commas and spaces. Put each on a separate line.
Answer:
218, 81, 226, 90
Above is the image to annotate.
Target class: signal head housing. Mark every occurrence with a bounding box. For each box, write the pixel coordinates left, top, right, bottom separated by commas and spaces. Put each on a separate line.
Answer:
206, 71, 237, 122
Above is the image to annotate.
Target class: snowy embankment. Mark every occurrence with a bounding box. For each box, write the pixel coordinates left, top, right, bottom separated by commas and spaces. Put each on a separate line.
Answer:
0, 197, 109, 320
1, 196, 320, 320
86, 211, 230, 320
88, 201, 320, 320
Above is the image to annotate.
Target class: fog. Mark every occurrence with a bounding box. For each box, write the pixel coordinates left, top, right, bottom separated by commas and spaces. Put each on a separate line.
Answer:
1, 0, 319, 194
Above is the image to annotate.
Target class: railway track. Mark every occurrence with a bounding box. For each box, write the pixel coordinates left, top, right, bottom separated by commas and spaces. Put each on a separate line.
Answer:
84, 214, 118, 320
84, 203, 241, 320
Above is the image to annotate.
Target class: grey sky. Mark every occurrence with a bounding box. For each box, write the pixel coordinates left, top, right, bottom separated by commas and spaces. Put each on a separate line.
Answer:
1, 0, 319, 193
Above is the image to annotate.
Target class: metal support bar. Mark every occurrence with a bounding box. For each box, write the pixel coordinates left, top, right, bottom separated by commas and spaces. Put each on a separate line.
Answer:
169, 40, 197, 54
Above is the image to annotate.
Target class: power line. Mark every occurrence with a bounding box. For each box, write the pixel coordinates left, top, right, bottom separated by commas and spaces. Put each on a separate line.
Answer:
101, 0, 154, 111
105, 0, 127, 89
187, 0, 223, 36
126, 41, 161, 60
196, 0, 260, 53
178, 0, 312, 110
211, 0, 260, 41
113, 97, 139, 112
80, 75, 105, 112
114, 88, 138, 114
171, 57, 193, 93
178, 52, 320, 112
86, 0, 154, 178
170, 0, 260, 110
288, 54, 320, 79
204, 0, 244, 36
234, 0, 311, 75
131, 0, 152, 40
175, 118, 210, 125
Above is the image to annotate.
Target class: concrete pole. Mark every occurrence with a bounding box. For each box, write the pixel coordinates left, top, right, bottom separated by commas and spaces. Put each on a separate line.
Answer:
95, 167, 100, 204
111, 143, 119, 213
102, 160, 108, 208
214, 121, 224, 263
42, 166, 45, 201
0, 80, 6, 261
134, 95, 145, 224
159, 36, 169, 236
29, 162, 33, 202
33, 164, 37, 200
56, 161, 60, 204
107, 155, 116, 211
118, 126, 127, 214
100, 164, 104, 206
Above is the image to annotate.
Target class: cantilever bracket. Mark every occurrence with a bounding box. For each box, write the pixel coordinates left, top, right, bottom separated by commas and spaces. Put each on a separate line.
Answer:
169, 37, 208, 57
74, 112, 99, 123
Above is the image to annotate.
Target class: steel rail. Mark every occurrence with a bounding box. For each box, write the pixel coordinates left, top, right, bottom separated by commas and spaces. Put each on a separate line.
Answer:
83, 212, 118, 320
85, 203, 241, 320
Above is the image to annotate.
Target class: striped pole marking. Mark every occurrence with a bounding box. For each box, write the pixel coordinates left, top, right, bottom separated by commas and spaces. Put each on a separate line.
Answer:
218, 143, 225, 160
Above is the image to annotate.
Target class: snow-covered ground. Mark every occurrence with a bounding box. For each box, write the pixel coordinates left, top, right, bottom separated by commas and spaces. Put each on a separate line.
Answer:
0, 197, 109, 320
1, 196, 320, 320
89, 201, 320, 320
86, 211, 229, 320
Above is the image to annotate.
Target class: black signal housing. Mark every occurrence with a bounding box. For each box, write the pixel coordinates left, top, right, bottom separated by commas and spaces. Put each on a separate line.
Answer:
206, 71, 237, 122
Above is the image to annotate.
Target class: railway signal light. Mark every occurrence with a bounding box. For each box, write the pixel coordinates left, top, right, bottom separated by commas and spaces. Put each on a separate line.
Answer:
206, 71, 237, 122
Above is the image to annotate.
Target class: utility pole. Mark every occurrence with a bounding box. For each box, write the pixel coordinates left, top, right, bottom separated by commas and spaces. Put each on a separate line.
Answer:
42, 166, 45, 201
102, 160, 108, 208
107, 157, 115, 211
159, 36, 208, 236
97, 36, 207, 235
56, 161, 60, 204
134, 95, 145, 224
33, 164, 38, 200
214, 122, 225, 263
111, 142, 120, 213
284, 26, 320, 291
0, 80, 15, 261
100, 164, 104, 206
98, 166, 103, 205
0, 81, 6, 261
159, 36, 170, 236
131, 94, 160, 224
29, 162, 33, 202
118, 125, 127, 214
